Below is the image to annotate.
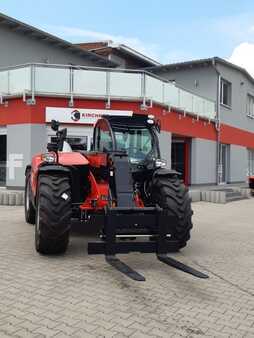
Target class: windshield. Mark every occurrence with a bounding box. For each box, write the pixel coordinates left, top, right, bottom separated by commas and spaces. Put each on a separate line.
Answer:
114, 127, 159, 163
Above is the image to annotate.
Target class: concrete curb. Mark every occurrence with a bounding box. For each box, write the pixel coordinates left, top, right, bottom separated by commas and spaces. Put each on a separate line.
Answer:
0, 191, 24, 206
235, 187, 252, 198
0, 187, 251, 206
189, 190, 201, 202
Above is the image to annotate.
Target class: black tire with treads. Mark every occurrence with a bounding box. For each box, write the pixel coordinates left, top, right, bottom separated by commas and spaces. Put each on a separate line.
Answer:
35, 174, 71, 254
151, 175, 193, 250
25, 173, 36, 224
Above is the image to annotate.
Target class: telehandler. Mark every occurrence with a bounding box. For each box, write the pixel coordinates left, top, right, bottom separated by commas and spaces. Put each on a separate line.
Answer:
25, 114, 208, 281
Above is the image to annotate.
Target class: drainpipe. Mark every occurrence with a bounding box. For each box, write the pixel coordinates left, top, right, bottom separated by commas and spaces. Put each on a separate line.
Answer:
211, 58, 221, 185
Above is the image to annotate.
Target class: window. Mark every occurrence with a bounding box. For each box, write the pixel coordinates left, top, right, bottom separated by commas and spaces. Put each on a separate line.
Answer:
99, 129, 113, 152
220, 79, 232, 107
114, 127, 158, 163
247, 94, 254, 118
94, 127, 100, 151
50, 136, 88, 151
248, 149, 254, 176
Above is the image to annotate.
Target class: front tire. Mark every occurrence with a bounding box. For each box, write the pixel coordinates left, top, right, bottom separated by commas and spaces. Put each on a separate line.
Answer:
25, 173, 36, 224
35, 175, 71, 254
151, 174, 193, 250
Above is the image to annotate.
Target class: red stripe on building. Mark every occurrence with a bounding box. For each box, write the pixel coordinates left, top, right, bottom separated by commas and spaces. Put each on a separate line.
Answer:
160, 111, 217, 141
220, 124, 254, 148
1, 97, 254, 149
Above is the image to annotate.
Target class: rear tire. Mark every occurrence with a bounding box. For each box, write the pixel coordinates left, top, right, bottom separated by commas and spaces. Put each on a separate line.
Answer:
25, 173, 36, 224
35, 174, 71, 255
151, 175, 193, 250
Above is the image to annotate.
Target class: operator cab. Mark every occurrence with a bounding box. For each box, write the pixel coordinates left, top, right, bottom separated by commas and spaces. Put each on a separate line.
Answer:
93, 114, 163, 170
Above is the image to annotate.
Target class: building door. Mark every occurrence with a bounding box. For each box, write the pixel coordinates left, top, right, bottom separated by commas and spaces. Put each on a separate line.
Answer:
220, 144, 229, 184
171, 138, 190, 185
0, 135, 7, 186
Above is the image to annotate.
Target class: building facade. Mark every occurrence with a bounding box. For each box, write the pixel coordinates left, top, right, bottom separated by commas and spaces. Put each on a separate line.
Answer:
150, 57, 254, 185
1, 13, 252, 189
0, 12, 115, 68
0, 63, 216, 188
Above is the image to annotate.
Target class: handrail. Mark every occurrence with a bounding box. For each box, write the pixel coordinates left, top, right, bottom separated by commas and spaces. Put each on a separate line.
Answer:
0, 63, 216, 120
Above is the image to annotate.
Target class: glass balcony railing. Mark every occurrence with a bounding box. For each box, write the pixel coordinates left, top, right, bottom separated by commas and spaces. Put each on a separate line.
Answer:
0, 63, 216, 120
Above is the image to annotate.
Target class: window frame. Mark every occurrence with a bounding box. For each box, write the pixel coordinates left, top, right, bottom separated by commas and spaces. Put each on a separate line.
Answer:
247, 93, 254, 119
220, 78, 232, 108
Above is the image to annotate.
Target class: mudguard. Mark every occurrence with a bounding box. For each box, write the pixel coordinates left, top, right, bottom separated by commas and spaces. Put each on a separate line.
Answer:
153, 168, 181, 179
38, 164, 70, 175
25, 165, 32, 176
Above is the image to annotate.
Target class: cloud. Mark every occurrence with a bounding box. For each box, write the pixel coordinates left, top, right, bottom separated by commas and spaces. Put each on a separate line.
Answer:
229, 42, 254, 77
45, 25, 160, 61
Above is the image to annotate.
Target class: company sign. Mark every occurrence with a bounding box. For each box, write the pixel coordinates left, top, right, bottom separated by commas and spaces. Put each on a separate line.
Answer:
46, 107, 133, 125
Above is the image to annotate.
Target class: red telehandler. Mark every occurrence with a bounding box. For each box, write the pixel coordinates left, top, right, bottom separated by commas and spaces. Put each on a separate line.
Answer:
25, 114, 208, 281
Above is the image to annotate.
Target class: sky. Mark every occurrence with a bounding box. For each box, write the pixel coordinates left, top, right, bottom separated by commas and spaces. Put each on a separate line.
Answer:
1, 0, 254, 75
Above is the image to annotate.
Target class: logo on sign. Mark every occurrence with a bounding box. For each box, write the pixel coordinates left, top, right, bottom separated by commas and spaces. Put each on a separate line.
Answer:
71, 110, 81, 122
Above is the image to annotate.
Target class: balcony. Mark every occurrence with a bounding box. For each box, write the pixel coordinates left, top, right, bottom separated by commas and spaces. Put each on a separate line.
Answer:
0, 63, 216, 120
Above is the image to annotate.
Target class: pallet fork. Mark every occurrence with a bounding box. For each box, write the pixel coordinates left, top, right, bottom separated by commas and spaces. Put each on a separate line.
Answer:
88, 207, 208, 281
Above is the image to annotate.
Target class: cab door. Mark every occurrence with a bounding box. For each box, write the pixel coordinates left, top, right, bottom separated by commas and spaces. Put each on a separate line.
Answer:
93, 119, 114, 153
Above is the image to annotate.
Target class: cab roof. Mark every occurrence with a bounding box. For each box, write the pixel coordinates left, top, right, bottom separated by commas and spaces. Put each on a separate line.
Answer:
103, 114, 153, 129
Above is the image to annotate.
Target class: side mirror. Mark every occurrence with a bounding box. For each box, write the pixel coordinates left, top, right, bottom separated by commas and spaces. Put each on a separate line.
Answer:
51, 119, 60, 132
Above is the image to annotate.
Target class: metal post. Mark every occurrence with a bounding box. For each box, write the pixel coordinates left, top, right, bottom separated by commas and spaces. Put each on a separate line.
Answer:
141, 72, 147, 110
7, 70, 10, 95
69, 67, 74, 107
29, 65, 36, 105
178, 88, 180, 107
106, 71, 111, 109
162, 83, 165, 104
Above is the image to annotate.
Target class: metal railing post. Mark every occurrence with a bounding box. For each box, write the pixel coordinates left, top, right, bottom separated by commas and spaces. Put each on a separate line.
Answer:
69, 67, 74, 107
7, 70, 10, 95
178, 88, 180, 107
141, 72, 147, 109
106, 71, 111, 109
29, 64, 36, 105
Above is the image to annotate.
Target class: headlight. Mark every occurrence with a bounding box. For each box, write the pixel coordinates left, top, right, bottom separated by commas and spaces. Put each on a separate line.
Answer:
155, 159, 167, 168
41, 152, 57, 163
147, 115, 155, 125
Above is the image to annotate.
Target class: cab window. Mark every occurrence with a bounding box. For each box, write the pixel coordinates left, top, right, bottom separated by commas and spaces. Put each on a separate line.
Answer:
94, 121, 113, 152
99, 129, 113, 151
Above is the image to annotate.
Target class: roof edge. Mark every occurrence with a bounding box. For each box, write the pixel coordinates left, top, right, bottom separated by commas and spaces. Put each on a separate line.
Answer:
0, 12, 117, 67
148, 56, 254, 84
75, 40, 161, 67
